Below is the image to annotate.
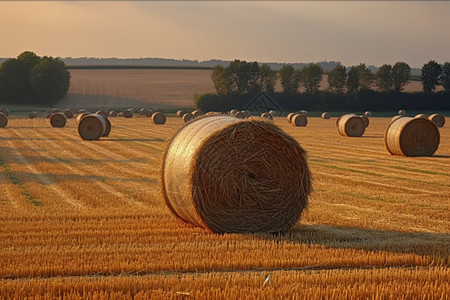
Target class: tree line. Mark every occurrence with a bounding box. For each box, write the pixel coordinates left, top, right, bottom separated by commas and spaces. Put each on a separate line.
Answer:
0, 51, 71, 106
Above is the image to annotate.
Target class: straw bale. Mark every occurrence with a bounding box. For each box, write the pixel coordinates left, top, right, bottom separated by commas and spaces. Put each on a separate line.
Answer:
108, 111, 117, 117
0, 108, 10, 116
76, 112, 90, 125
96, 110, 108, 119
384, 117, 439, 156
391, 115, 406, 123
102, 116, 111, 137
140, 108, 148, 115
359, 115, 370, 127
50, 113, 67, 128
414, 114, 429, 119
192, 110, 202, 118
145, 110, 153, 117
229, 109, 239, 116
398, 109, 406, 116
78, 114, 106, 140
241, 110, 251, 118
321, 112, 331, 119
161, 116, 312, 233
0, 112, 7, 127
117, 112, 124, 117
260, 112, 273, 120
123, 109, 133, 118
364, 111, 373, 117
337, 114, 365, 137
62, 109, 73, 119
296, 110, 307, 116
152, 112, 166, 124
269, 110, 277, 117
234, 111, 246, 119
287, 113, 295, 122
183, 112, 194, 122
428, 114, 445, 128
29, 112, 37, 119
291, 114, 308, 127
78, 109, 87, 114
177, 110, 187, 117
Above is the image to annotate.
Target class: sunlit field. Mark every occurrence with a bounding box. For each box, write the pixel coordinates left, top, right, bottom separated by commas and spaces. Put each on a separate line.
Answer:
0, 116, 448, 298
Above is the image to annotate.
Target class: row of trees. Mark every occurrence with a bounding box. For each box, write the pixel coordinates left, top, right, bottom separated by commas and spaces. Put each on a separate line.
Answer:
0, 51, 71, 106
211, 59, 450, 96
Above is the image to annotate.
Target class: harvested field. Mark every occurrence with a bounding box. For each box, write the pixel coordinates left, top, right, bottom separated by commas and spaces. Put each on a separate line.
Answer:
0, 116, 448, 298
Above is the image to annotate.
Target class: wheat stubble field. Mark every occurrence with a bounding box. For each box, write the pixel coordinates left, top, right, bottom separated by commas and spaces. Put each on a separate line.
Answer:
0, 115, 449, 299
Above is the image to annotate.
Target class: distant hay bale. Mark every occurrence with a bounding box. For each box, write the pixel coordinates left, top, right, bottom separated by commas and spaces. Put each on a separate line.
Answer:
0, 112, 7, 127
140, 108, 148, 115
117, 112, 124, 117
161, 115, 312, 233
51, 108, 60, 114
177, 110, 187, 117
145, 110, 153, 117
205, 112, 221, 116
241, 110, 251, 118
50, 113, 67, 128
385, 117, 439, 156
337, 114, 365, 137
234, 111, 246, 119
391, 115, 406, 123
78, 114, 106, 140
428, 114, 445, 128
152, 112, 166, 124
321, 112, 331, 119
192, 110, 202, 118
287, 113, 295, 123
123, 109, 133, 118
96, 110, 108, 119
62, 109, 73, 119
229, 109, 239, 116
296, 110, 307, 116
0, 108, 10, 116
414, 114, 429, 119
260, 112, 273, 120
364, 111, 372, 117
291, 114, 308, 127
29, 112, 37, 119
76, 112, 90, 125
102, 116, 111, 137
359, 115, 370, 127
183, 112, 194, 122
108, 111, 117, 117
78, 109, 88, 114
269, 110, 277, 117
398, 110, 406, 116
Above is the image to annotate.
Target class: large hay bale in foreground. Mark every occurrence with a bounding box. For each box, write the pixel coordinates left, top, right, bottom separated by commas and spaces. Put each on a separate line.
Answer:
385, 117, 439, 157
50, 113, 67, 128
291, 114, 308, 127
78, 114, 106, 140
29, 112, 37, 119
337, 114, 365, 137
321, 112, 331, 119
428, 114, 445, 128
0, 112, 7, 127
152, 112, 166, 124
0, 108, 10, 116
161, 116, 312, 233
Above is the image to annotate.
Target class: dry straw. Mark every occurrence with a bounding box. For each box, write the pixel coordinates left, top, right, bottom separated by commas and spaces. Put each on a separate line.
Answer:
177, 110, 187, 117
0, 112, 7, 127
0, 108, 9, 116
152, 112, 166, 124
385, 117, 440, 156
76, 112, 90, 125
321, 112, 331, 119
29, 112, 37, 119
260, 112, 273, 120
123, 109, 133, 118
183, 112, 194, 122
414, 114, 429, 119
62, 109, 73, 119
108, 111, 117, 117
50, 113, 67, 128
428, 114, 445, 128
291, 114, 308, 127
78, 114, 106, 140
161, 115, 312, 233
359, 115, 370, 127
337, 114, 365, 137
96, 110, 108, 119
391, 115, 406, 123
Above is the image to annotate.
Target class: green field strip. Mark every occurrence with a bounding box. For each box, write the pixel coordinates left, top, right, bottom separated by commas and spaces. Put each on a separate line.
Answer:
0, 159, 42, 206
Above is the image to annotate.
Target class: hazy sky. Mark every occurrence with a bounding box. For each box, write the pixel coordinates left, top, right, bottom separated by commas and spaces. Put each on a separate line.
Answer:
1, 1, 449, 68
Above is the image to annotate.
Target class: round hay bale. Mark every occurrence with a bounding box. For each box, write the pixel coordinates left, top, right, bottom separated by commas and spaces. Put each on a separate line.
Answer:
0, 112, 8, 127
398, 109, 406, 116
337, 114, 365, 137
95, 110, 108, 119
414, 113, 429, 119
108, 111, 117, 117
321, 112, 331, 119
183, 112, 194, 123
234, 111, 246, 119
384, 117, 439, 157
152, 112, 166, 124
123, 109, 133, 118
260, 112, 273, 120
269, 110, 277, 117
364, 111, 373, 117
296, 110, 307, 116
50, 113, 67, 128
140, 108, 148, 115
102, 116, 111, 137
335, 115, 343, 127
51, 108, 60, 114
78, 114, 106, 140
428, 114, 445, 128
62, 109, 73, 119
144, 110, 153, 117
177, 110, 187, 118
359, 115, 370, 127
241, 110, 251, 118
29, 112, 37, 119
391, 115, 406, 123
117, 112, 124, 117
161, 116, 312, 234
192, 110, 202, 118
229, 109, 239, 116
0, 108, 10, 116
76, 112, 90, 125
78, 109, 88, 114
287, 113, 295, 123
291, 114, 308, 127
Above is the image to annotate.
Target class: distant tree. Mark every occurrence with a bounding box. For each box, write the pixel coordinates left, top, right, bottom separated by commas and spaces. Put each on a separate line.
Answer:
421, 60, 442, 93
391, 62, 411, 92
328, 64, 347, 94
211, 65, 228, 95
299, 63, 323, 94
356, 63, 373, 90
375, 64, 393, 92
346, 66, 359, 93
30, 57, 71, 106
259, 64, 278, 94
439, 62, 450, 92
279, 64, 300, 95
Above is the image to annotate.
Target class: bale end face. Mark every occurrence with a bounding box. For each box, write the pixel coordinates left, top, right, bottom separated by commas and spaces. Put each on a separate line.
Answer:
78, 114, 106, 140
337, 114, 365, 137
291, 114, 308, 127
428, 114, 445, 128
0, 112, 8, 127
50, 113, 67, 128
152, 112, 166, 124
